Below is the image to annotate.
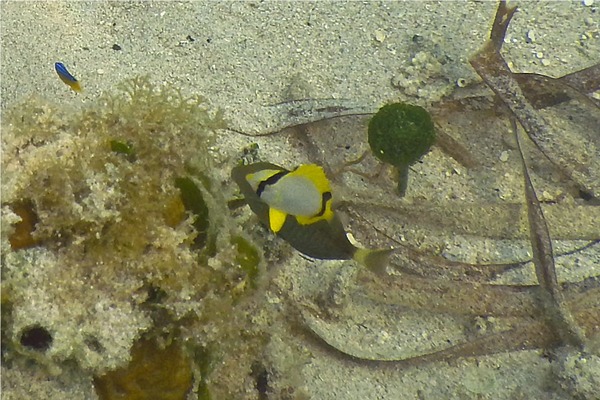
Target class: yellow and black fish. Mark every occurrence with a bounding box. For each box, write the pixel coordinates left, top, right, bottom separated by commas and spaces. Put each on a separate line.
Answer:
232, 162, 391, 272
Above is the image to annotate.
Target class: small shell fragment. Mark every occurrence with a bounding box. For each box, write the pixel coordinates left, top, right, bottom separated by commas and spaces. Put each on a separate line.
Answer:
374, 29, 386, 43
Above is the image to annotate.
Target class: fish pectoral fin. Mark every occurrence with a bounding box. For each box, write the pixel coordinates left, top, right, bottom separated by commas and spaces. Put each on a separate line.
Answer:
268, 207, 287, 233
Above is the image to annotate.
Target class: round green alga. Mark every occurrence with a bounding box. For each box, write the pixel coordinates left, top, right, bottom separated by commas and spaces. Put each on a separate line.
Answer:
368, 103, 436, 168
368, 103, 436, 196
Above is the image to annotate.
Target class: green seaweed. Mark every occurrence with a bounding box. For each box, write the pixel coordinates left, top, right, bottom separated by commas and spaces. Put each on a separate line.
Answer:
175, 177, 210, 249
109, 139, 135, 161
231, 235, 261, 290
368, 103, 436, 196
192, 346, 214, 400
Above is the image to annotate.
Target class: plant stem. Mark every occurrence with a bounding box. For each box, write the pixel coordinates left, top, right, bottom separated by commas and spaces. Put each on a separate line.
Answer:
396, 164, 409, 197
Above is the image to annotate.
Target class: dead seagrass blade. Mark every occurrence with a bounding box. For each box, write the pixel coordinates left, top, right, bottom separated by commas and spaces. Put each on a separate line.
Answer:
469, 1, 600, 199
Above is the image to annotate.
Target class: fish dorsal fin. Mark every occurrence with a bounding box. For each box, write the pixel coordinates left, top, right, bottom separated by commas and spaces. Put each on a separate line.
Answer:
290, 164, 331, 194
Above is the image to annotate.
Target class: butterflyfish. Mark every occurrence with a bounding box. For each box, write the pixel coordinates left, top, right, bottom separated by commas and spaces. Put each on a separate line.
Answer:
55, 62, 82, 92
232, 162, 392, 272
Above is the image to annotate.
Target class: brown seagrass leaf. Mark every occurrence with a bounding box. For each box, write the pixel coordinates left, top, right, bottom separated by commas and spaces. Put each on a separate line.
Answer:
469, 2, 600, 199
513, 120, 587, 348
469, 0, 589, 349
514, 71, 600, 111
298, 272, 600, 364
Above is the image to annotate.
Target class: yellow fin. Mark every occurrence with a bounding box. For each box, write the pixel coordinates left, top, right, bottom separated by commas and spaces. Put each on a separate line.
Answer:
354, 247, 394, 274
269, 207, 287, 233
290, 164, 331, 194
69, 81, 82, 93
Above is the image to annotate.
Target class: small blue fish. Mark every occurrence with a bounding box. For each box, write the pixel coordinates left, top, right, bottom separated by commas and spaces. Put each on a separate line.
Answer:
55, 62, 82, 92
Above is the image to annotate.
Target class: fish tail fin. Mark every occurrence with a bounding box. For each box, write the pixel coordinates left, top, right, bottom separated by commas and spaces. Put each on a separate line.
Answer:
354, 247, 393, 275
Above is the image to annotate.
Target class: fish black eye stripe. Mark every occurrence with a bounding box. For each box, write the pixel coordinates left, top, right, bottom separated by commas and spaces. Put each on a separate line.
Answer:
256, 170, 289, 196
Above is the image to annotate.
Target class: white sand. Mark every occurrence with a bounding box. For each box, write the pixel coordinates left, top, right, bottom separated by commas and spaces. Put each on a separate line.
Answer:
2, 2, 599, 399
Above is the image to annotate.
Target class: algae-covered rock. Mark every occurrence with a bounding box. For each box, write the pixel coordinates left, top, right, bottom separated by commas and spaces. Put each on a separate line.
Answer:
93, 338, 192, 400
0, 76, 266, 397
4, 247, 152, 373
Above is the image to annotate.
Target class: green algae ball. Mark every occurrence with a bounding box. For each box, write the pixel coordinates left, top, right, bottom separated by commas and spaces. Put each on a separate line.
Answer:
368, 103, 436, 168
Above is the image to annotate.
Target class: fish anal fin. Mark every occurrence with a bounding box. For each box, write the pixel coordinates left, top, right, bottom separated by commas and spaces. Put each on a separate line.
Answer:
269, 207, 287, 233
295, 214, 319, 226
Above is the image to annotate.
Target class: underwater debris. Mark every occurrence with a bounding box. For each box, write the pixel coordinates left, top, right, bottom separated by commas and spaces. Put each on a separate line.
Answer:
513, 118, 586, 348
469, 0, 588, 349
226, 98, 374, 137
